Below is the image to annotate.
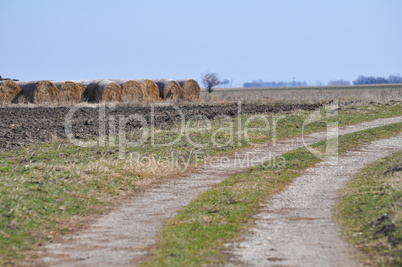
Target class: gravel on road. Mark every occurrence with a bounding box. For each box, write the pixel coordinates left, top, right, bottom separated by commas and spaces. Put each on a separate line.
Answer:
41, 116, 402, 266
227, 134, 402, 266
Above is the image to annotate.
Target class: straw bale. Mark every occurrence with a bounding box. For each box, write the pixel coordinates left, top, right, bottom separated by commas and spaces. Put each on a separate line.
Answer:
0, 80, 21, 104
154, 79, 181, 100
17, 80, 58, 104
70, 80, 90, 102
53, 81, 81, 104
109, 79, 143, 102
136, 79, 160, 101
177, 79, 200, 101
85, 80, 121, 102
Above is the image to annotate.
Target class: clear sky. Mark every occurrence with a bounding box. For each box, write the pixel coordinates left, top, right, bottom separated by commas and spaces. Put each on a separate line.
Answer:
1, 0, 401, 87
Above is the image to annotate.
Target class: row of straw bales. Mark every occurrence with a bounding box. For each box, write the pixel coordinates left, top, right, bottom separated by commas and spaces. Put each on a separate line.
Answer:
0, 79, 200, 105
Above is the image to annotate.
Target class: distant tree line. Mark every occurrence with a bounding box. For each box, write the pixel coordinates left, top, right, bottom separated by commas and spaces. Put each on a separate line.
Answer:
353, 75, 402, 85
242, 74, 402, 88
328, 79, 350, 86
244, 79, 307, 88
220, 79, 231, 88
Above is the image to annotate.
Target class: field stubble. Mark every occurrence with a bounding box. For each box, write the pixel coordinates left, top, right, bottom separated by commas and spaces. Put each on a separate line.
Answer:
202, 84, 402, 104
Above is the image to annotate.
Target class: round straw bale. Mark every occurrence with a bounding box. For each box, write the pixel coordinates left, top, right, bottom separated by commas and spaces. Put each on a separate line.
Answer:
18, 80, 59, 104
53, 81, 82, 104
76, 83, 87, 101
110, 79, 143, 102
70, 80, 89, 102
85, 80, 121, 102
70, 80, 87, 95
177, 79, 200, 101
0, 80, 21, 104
136, 79, 160, 101
154, 79, 181, 100
81, 80, 97, 87
81, 80, 102, 102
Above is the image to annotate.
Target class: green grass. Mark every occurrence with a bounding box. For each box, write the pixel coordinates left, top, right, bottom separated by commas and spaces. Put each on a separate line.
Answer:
142, 122, 402, 266
337, 151, 402, 266
0, 102, 401, 264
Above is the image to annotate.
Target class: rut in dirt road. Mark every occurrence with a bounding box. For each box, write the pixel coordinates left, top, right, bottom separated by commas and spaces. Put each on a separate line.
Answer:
41, 116, 402, 266
227, 134, 402, 267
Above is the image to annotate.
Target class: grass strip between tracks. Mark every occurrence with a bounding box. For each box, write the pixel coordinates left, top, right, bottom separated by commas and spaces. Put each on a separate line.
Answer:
0, 102, 401, 265
336, 151, 402, 266
142, 122, 402, 266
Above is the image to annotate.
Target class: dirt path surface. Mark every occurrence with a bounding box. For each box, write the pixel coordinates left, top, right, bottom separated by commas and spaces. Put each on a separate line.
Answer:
0, 102, 321, 149
227, 136, 402, 266
41, 116, 402, 266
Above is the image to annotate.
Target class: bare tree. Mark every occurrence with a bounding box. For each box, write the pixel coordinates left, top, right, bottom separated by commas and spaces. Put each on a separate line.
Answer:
201, 72, 220, 93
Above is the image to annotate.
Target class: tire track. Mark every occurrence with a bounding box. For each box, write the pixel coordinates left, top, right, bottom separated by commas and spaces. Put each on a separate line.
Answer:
41, 116, 402, 266
227, 134, 402, 266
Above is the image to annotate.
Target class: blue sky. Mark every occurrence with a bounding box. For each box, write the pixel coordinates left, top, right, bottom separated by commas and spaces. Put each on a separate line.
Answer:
1, 0, 401, 87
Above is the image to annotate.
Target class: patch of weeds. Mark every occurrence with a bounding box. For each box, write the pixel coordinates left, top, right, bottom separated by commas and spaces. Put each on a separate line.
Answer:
337, 151, 402, 266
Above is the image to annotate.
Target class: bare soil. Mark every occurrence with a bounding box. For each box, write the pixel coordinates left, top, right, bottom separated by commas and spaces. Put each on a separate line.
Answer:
0, 103, 321, 149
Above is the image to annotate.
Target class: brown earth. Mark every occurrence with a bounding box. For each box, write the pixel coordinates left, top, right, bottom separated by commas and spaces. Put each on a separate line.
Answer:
0, 102, 322, 149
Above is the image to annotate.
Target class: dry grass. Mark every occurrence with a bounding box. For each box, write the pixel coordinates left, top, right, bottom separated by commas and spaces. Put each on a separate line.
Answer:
202, 85, 402, 104
0, 80, 21, 105
178, 79, 201, 101
46, 156, 181, 189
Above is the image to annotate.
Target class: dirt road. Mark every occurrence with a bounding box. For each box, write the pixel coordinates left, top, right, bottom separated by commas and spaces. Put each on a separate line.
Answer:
228, 134, 402, 266
41, 116, 402, 266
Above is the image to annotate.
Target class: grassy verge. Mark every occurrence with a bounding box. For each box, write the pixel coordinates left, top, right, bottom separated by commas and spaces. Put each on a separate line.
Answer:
336, 151, 402, 266
141, 122, 402, 266
0, 102, 400, 264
